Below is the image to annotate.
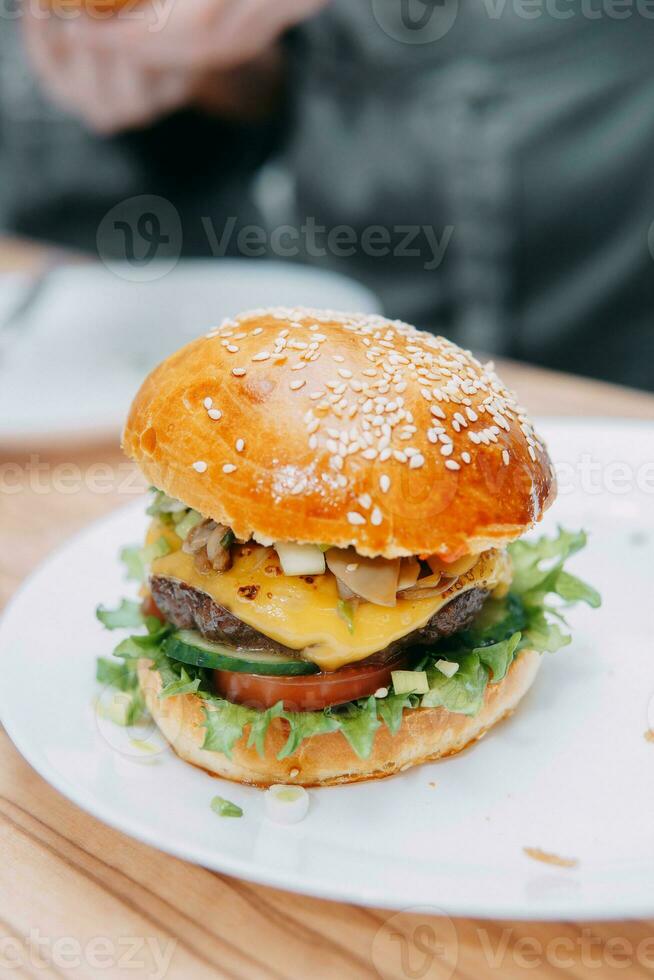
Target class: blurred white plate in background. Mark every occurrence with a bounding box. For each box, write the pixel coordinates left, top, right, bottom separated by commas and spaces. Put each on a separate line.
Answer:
0, 259, 381, 449
1, 419, 653, 919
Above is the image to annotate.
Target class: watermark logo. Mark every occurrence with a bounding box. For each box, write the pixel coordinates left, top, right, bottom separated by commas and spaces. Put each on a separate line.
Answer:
371, 0, 459, 42
96, 194, 182, 282
371, 906, 459, 980
0, 930, 176, 977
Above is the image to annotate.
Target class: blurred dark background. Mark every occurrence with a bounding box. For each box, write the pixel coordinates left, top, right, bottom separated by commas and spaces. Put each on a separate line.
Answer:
1, 0, 653, 391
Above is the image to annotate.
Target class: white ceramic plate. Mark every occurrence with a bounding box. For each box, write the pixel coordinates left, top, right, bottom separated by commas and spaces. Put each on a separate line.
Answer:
0, 260, 380, 449
1, 418, 653, 920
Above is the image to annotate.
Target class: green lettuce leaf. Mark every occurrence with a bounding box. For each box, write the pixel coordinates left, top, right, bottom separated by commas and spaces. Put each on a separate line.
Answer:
509, 527, 586, 595
123, 689, 147, 726
553, 570, 601, 608
377, 693, 416, 735
202, 700, 257, 758
422, 652, 488, 715
120, 546, 147, 583
159, 666, 201, 700
96, 656, 138, 692
246, 701, 285, 756
119, 536, 171, 584
278, 710, 340, 760
475, 632, 521, 683
520, 609, 572, 654
336, 697, 381, 758
459, 593, 527, 648
96, 599, 144, 630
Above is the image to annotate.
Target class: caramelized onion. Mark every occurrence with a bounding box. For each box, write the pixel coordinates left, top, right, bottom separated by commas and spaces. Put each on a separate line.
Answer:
206, 524, 233, 571
336, 578, 358, 601
427, 552, 480, 578
182, 518, 216, 554
397, 557, 420, 591
325, 548, 400, 607
399, 574, 457, 600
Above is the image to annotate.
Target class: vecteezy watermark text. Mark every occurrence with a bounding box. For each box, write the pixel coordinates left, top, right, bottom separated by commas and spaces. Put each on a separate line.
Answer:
371, 0, 654, 46
0, 931, 176, 977
202, 216, 454, 272
477, 927, 654, 971
94, 194, 455, 281
0, 456, 144, 497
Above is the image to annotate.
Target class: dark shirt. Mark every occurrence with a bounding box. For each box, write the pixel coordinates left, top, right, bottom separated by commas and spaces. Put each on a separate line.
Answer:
287, 2, 654, 389
0, 24, 273, 258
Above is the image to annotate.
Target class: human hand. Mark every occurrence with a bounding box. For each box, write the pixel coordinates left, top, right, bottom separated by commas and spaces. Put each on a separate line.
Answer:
22, 0, 327, 133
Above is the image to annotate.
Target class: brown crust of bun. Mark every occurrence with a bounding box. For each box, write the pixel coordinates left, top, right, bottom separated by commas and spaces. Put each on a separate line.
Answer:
123, 309, 555, 560
137, 650, 541, 787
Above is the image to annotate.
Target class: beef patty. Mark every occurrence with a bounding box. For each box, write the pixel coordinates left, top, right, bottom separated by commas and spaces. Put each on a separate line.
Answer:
151, 574, 488, 668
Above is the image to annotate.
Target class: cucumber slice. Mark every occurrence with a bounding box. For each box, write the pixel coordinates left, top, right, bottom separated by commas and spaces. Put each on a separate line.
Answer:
164, 630, 318, 676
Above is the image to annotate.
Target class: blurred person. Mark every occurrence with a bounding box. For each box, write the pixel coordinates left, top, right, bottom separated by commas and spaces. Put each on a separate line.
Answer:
1, 0, 325, 254
5, 0, 654, 390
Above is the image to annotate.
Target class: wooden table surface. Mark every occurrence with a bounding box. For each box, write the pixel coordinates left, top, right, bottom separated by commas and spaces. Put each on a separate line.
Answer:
2, 238, 654, 979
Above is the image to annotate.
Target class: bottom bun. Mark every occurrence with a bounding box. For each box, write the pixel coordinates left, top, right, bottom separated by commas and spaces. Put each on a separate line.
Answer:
138, 651, 541, 787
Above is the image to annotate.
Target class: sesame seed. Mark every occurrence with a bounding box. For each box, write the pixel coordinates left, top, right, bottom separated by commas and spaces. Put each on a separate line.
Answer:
346, 563, 359, 572
502, 449, 510, 466
222, 463, 237, 474
445, 459, 461, 471
192, 460, 207, 473
203, 397, 213, 409
226, 344, 239, 353
208, 409, 222, 420
251, 351, 270, 362
289, 379, 306, 391
347, 511, 366, 526
461, 451, 471, 464
358, 493, 372, 510
409, 453, 425, 469
440, 443, 453, 456
235, 439, 245, 453
370, 507, 383, 526
232, 367, 246, 377
379, 474, 391, 493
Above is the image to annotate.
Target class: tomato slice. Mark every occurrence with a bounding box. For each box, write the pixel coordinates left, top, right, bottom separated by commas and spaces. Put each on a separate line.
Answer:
214, 658, 404, 712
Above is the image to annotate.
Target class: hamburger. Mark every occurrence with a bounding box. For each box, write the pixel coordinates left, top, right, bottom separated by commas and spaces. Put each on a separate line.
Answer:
96, 308, 599, 786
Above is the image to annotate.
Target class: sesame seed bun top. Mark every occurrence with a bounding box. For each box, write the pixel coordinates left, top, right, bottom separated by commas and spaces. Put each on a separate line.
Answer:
122, 308, 556, 560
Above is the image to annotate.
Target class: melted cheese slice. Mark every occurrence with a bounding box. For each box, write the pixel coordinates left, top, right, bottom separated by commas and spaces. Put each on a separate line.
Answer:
147, 521, 512, 671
